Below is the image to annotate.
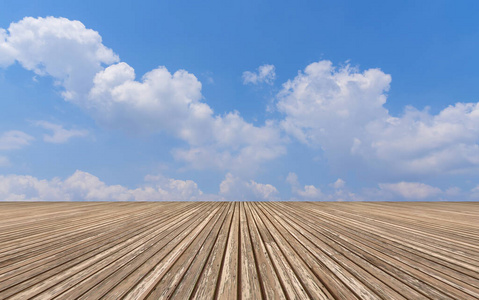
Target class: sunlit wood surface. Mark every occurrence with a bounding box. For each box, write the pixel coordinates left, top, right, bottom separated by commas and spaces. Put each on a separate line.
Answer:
0, 202, 478, 299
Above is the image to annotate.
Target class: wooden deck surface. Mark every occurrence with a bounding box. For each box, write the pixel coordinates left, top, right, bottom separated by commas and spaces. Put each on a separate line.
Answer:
0, 202, 478, 299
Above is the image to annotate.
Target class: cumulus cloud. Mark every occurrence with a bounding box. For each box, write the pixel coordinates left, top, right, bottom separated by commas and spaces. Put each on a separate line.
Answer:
0, 130, 34, 150
286, 175, 465, 201
219, 173, 279, 200
368, 104, 479, 175
277, 60, 390, 150
243, 64, 276, 85
89, 62, 286, 172
0, 169, 474, 201
0, 17, 285, 173
287, 172, 361, 201
330, 178, 346, 189
0, 17, 118, 100
0, 28, 15, 67
0, 170, 283, 201
286, 172, 323, 199
87, 62, 204, 133
35, 121, 88, 143
6, 16, 479, 192
141, 174, 212, 201
0, 170, 209, 201
277, 60, 479, 178
0, 174, 68, 201
172, 117, 285, 173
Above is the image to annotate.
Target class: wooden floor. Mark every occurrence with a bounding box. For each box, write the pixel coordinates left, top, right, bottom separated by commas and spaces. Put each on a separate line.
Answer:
0, 202, 478, 299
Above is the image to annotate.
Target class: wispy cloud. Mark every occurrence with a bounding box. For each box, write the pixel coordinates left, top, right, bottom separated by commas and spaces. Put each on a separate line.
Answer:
0, 130, 34, 150
243, 64, 276, 85
34, 121, 88, 144
377, 182, 442, 200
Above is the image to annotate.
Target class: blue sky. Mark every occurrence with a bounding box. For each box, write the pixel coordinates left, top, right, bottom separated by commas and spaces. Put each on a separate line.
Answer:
1, 0, 479, 200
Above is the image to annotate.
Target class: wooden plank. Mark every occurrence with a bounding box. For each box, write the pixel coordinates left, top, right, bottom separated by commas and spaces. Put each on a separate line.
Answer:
121, 205, 221, 299
0, 202, 477, 299
238, 202, 262, 300
6, 203, 206, 299
169, 203, 233, 299
215, 202, 240, 300
253, 203, 337, 300
243, 202, 287, 300
145, 202, 230, 299
189, 203, 236, 299
248, 202, 311, 299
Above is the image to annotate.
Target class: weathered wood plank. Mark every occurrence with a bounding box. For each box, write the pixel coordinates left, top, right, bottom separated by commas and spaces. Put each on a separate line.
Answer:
0, 202, 477, 300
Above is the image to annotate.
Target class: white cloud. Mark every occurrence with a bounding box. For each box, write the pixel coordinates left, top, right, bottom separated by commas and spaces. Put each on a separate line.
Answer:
6, 16, 479, 187
219, 173, 279, 200
0, 170, 283, 201
285, 172, 300, 186
287, 172, 361, 201
377, 182, 442, 200
277, 60, 479, 177
90, 63, 286, 172
0, 28, 15, 67
297, 185, 322, 199
1, 16, 118, 100
0, 174, 68, 201
0, 170, 209, 201
286, 172, 323, 200
444, 186, 462, 198
87, 62, 204, 133
172, 117, 285, 173
243, 64, 276, 85
0, 130, 34, 150
368, 104, 479, 175
331, 178, 345, 189
35, 121, 88, 143
277, 60, 390, 150
1, 17, 286, 173
140, 174, 212, 201
2, 169, 473, 201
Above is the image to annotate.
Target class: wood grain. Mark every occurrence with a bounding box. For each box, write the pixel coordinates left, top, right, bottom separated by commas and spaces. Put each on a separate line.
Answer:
0, 202, 477, 299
